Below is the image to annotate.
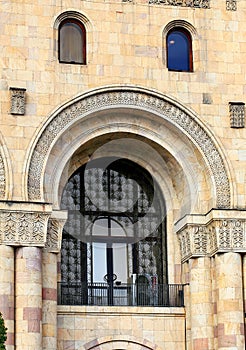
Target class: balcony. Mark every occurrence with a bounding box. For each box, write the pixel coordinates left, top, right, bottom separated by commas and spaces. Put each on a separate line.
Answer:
57, 282, 184, 307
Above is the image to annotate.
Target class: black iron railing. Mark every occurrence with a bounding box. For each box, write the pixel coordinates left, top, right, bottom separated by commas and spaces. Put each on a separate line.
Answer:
57, 282, 184, 307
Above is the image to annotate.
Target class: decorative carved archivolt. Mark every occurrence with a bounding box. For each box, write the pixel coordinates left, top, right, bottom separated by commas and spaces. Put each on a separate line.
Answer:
27, 88, 231, 209
0, 210, 50, 246
177, 212, 246, 262
148, 0, 210, 8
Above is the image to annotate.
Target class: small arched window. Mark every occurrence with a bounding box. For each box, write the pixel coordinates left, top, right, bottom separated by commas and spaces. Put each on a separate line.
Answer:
166, 28, 193, 72
59, 19, 86, 64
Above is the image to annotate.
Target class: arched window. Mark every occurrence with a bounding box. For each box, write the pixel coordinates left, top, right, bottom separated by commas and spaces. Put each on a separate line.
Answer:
58, 19, 86, 64
60, 157, 168, 306
166, 28, 193, 72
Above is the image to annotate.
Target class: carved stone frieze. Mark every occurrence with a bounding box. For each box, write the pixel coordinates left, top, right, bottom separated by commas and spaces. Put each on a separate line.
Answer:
148, 0, 210, 8
45, 216, 67, 253
0, 211, 50, 246
9, 87, 26, 115
27, 88, 231, 209
0, 202, 52, 246
226, 0, 237, 11
0, 153, 5, 199
178, 227, 192, 262
176, 211, 246, 262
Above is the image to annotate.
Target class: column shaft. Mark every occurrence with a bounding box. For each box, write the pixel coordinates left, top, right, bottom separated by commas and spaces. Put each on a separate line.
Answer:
42, 251, 57, 350
215, 252, 245, 349
189, 257, 214, 350
15, 247, 42, 350
0, 245, 15, 350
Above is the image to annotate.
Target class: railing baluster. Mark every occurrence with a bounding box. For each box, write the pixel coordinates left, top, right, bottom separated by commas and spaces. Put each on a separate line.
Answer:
57, 282, 184, 307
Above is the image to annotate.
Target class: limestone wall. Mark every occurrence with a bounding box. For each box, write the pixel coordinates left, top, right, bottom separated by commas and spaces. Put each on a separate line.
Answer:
0, 0, 245, 207
57, 306, 185, 350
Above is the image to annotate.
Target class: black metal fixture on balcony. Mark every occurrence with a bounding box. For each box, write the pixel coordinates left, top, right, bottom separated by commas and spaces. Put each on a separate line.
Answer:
57, 281, 184, 307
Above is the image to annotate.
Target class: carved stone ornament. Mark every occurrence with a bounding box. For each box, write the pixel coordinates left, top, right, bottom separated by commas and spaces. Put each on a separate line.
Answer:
226, 0, 237, 11
176, 211, 246, 262
45, 216, 67, 253
9, 87, 26, 115
229, 102, 245, 128
27, 87, 231, 209
0, 209, 50, 246
148, 0, 210, 8
0, 153, 5, 199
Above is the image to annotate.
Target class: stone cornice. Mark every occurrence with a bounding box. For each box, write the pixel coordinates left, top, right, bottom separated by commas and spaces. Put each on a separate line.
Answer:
176, 209, 246, 262
0, 201, 52, 247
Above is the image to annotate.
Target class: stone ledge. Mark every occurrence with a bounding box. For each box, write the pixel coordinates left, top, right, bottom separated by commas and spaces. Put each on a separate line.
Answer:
57, 305, 185, 316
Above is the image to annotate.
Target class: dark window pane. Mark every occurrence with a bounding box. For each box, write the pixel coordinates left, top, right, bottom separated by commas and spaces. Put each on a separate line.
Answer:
167, 30, 191, 71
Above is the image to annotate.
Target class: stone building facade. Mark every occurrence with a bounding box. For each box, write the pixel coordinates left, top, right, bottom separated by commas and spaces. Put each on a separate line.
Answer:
0, 0, 246, 349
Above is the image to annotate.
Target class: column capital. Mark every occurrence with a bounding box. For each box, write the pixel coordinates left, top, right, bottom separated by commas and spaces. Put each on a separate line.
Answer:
175, 209, 246, 262
0, 201, 52, 247
44, 210, 67, 253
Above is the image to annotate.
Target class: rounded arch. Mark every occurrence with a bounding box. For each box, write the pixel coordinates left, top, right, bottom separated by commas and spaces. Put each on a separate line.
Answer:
163, 20, 197, 37
83, 335, 162, 350
54, 10, 92, 31
0, 133, 12, 200
162, 20, 199, 70
53, 10, 93, 64
26, 86, 232, 210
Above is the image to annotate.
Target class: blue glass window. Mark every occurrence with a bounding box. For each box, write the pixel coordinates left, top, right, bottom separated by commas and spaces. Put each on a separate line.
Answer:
167, 29, 193, 72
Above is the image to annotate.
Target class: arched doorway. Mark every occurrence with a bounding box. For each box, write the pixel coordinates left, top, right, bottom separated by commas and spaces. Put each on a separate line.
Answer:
60, 157, 167, 306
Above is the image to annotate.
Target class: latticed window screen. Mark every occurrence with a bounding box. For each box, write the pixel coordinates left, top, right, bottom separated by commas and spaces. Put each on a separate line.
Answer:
60, 158, 167, 285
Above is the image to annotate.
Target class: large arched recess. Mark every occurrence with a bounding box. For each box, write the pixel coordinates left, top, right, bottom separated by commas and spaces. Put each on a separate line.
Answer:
26, 86, 232, 214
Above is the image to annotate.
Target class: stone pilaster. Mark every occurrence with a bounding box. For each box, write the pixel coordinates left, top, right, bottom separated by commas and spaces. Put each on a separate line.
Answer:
42, 212, 66, 350
0, 202, 52, 350
243, 255, 246, 326
15, 247, 42, 350
189, 257, 214, 350
176, 209, 246, 350
215, 252, 245, 349
0, 245, 14, 350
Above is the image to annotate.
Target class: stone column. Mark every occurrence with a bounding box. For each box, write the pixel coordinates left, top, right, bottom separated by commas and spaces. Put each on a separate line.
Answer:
215, 252, 245, 349
42, 212, 66, 350
243, 254, 246, 327
181, 261, 191, 350
0, 245, 15, 350
189, 257, 214, 350
15, 247, 42, 350
42, 251, 57, 350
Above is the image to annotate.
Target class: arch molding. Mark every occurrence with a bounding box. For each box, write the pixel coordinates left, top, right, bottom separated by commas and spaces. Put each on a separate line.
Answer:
27, 86, 231, 208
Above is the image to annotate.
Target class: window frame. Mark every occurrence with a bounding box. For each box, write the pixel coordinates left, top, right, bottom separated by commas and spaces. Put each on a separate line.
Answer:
166, 27, 193, 72
58, 18, 86, 65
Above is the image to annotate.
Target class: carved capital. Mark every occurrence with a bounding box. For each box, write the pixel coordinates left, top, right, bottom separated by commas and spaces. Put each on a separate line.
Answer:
0, 201, 52, 247
177, 225, 209, 262
176, 210, 246, 262
44, 211, 67, 253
